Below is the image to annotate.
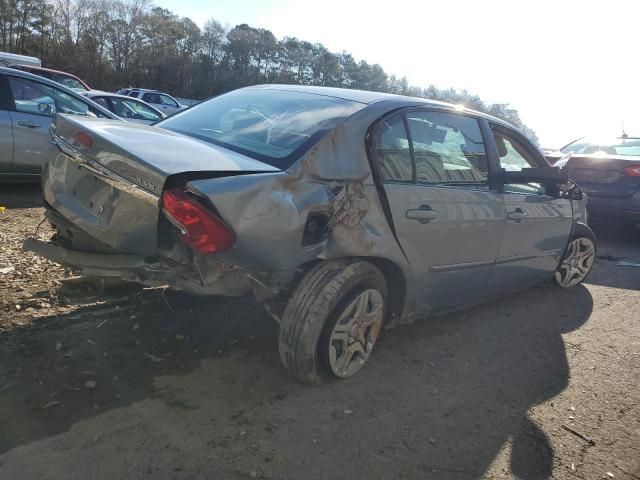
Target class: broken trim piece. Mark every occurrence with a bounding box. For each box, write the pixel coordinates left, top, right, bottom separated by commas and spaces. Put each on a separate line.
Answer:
24, 237, 151, 270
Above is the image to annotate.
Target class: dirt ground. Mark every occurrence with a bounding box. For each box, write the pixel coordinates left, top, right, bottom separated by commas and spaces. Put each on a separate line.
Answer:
0, 184, 638, 480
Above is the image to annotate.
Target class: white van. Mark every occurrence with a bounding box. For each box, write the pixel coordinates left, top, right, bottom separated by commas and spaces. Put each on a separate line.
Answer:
0, 52, 41, 68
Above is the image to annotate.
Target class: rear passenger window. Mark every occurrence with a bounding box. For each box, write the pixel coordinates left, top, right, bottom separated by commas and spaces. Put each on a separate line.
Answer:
406, 112, 488, 186
374, 115, 413, 182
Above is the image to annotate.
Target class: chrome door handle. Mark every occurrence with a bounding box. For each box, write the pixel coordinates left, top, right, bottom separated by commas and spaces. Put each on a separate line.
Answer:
406, 206, 438, 222
507, 209, 526, 221
17, 120, 41, 128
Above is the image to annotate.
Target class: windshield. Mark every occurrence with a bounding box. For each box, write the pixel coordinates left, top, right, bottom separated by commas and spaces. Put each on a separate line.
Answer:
157, 88, 365, 168
560, 137, 640, 156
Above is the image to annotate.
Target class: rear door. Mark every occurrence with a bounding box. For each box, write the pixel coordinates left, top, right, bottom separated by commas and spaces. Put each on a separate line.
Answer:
375, 109, 505, 312
486, 124, 573, 293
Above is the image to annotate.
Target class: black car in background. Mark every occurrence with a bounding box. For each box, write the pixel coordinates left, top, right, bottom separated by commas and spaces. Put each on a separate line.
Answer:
548, 136, 640, 229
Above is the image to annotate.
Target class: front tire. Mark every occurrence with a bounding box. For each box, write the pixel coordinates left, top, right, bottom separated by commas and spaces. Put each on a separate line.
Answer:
278, 260, 387, 385
555, 226, 596, 288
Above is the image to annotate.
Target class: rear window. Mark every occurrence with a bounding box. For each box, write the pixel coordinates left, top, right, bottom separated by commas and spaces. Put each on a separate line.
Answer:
52, 73, 87, 91
561, 138, 640, 156
157, 88, 365, 168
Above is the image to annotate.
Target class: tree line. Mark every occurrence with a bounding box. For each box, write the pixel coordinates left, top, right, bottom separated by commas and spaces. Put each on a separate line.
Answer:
0, 0, 538, 141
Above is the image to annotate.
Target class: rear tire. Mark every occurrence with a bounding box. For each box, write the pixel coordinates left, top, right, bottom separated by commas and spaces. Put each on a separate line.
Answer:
278, 260, 387, 385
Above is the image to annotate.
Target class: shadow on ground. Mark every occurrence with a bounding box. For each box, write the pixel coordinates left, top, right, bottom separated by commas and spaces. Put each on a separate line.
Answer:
588, 221, 640, 290
0, 279, 594, 479
0, 184, 43, 209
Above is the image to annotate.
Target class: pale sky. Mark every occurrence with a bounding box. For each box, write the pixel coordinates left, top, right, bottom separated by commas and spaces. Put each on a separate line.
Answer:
156, 0, 639, 147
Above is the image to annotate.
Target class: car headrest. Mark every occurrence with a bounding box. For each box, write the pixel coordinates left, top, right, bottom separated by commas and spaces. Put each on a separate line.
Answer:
408, 120, 447, 145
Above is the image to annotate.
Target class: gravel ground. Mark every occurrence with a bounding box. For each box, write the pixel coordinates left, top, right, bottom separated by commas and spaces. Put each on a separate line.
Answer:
0, 185, 638, 480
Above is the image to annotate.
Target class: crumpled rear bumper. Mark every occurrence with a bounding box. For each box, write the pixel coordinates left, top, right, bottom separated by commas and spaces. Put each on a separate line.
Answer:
23, 237, 251, 295
24, 237, 172, 281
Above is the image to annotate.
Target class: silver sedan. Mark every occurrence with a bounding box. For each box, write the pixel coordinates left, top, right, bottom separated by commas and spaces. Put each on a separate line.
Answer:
82, 91, 166, 124
26, 85, 596, 384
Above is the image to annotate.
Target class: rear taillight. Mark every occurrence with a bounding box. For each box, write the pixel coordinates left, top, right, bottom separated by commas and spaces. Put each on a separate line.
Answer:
623, 165, 640, 177
161, 188, 234, 254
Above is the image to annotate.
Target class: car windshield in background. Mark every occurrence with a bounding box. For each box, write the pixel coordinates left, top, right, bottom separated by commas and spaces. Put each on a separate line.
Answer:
52, 74, 87, 91
110, 97, 162, 121
560, 138, 640, 156
157, 88, 365, 167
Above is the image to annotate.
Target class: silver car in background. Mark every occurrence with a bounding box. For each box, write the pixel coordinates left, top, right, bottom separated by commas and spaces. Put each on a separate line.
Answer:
82, 91, 166, 124
117, 88, 186, 115
25, 85, 596, 384
0, 67, 119, 179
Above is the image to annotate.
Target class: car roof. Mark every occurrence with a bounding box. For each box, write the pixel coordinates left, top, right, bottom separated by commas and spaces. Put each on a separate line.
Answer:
130, 88, 161, 93
9, 64, 90, 89
86, 90, 139, 100
13, 64, 80, 77
245, 84, 511, 126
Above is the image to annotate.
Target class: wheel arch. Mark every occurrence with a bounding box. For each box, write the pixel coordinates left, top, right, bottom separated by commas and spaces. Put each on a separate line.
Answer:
571, 221, 597, 245
291, 256, 408, 325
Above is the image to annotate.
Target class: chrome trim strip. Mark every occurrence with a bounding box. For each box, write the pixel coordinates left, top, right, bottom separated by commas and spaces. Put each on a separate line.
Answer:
429, 259, 494, 273
51, 134, 159, 206
494, 250, 560, 265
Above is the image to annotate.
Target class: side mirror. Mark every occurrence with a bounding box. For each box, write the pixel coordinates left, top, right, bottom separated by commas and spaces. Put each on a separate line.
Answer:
559, 181, 583, 201
38, 102, 56, 117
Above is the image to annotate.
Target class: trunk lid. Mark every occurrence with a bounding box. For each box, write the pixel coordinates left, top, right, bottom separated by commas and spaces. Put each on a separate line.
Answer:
44, 114, 279, 255
565, 154, 640, 198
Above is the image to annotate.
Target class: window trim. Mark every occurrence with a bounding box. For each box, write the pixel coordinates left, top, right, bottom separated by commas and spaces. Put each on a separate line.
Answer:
370, 106, 495, 191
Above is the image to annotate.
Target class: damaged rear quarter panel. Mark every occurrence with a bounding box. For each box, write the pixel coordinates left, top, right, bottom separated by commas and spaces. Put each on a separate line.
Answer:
186, 102, 418, 319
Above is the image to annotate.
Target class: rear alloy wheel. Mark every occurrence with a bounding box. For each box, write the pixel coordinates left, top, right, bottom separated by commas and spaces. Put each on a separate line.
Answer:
555, 237, 596, 287
278, 260, 387, 385
327, 288, 384, 378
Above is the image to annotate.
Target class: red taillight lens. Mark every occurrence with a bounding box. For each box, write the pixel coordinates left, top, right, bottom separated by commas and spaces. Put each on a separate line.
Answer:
623, 165, 640, 177
74, 130, 93, 149
161, 188, 234, 254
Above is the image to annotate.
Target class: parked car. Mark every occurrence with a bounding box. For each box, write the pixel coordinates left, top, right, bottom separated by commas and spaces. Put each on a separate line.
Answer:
0, 67, 119, 180
0, 51, 41, 68
116, 88, 186, 115
8, 64, 90, 92
548, 136, 640, 228
82, 91, 166, 124
25, 85, 595, 384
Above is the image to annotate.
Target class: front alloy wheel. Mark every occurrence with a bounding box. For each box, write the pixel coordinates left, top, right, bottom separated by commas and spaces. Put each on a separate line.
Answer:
555, 237, 595, 287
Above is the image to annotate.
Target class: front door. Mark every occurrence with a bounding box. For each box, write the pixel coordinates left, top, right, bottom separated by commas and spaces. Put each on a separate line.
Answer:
374, 109, 505, 313
486, 125, 573, 293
